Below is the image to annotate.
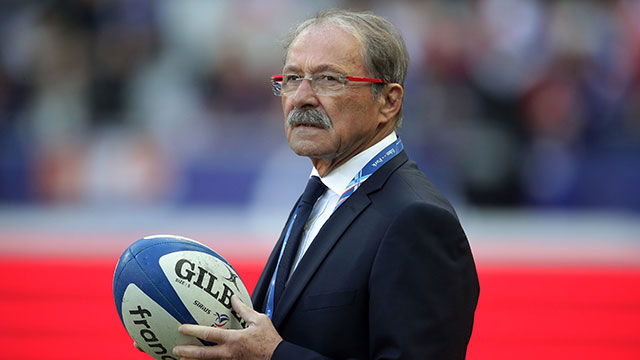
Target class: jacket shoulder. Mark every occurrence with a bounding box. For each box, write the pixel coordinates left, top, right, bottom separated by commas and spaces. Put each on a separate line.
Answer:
372, 159, 460, 220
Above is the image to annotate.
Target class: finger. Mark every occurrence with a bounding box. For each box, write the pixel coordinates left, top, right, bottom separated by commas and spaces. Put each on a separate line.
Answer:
231, 294, 258, 324
178, 324, 228, 343
173, 344, 229, 359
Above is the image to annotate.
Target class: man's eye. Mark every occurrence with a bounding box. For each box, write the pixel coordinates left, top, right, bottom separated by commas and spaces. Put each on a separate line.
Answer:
284, 74, 301, 82
321, 75, 339, 82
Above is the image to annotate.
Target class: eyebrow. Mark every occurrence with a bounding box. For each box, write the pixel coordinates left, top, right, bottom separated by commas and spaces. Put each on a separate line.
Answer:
283, 64, 346, 74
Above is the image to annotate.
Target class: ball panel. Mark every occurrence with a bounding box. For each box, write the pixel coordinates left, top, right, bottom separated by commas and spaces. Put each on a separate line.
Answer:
159, 251, 253, 329
130, 243, 201, 325
113, 248, 137, 320
114, 244, 199, 329
121, 283, 200, 360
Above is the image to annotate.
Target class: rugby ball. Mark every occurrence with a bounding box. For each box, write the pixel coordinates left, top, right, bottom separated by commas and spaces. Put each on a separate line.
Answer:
113, 235, 252, 360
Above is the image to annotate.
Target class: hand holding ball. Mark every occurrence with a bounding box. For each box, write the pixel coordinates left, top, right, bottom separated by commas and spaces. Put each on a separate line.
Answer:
113, 235, 252, 360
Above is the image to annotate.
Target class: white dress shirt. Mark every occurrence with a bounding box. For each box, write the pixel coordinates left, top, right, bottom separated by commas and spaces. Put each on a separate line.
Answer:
290, 131, 398, 274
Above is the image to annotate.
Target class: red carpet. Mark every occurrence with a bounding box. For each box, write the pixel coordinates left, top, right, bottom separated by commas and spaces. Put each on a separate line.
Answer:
0, 257, 638, 359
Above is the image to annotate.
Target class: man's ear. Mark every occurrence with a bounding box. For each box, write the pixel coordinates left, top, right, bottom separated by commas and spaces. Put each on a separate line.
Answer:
378, 84, 404, 124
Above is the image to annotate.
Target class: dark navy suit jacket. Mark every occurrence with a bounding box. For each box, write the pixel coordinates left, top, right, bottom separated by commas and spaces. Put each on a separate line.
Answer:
252, 150, 480, 359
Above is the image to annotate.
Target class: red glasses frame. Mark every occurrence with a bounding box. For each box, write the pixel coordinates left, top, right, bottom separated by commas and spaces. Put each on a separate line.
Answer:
270, 74, 385, 84
271, 74, 385, 96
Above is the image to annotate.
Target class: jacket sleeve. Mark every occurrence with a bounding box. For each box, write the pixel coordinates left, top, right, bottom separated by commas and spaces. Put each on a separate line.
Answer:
368, 202, 479, 359
271, 341, 334, 360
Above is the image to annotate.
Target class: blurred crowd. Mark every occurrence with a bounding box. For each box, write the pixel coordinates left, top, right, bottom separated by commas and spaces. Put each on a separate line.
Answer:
0, 0, 639, 211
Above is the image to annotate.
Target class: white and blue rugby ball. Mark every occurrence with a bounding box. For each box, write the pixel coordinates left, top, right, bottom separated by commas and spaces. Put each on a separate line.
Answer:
113, 235, 252, 360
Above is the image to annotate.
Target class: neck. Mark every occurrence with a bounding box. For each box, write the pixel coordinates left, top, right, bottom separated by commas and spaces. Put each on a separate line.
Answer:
311, 159, 340, 178
311, 129, 394, 177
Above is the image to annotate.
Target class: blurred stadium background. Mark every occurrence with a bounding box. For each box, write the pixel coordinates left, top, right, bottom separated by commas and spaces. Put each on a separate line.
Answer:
0, 0, 638, 359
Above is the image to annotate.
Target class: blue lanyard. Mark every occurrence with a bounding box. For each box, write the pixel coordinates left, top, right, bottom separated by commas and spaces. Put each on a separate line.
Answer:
264, 205, 300, 319
264, 138, 404, 318
334, 138, 404, 211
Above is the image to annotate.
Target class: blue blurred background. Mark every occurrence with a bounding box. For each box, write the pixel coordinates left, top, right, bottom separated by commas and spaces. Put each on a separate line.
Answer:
1, 0, 639, 212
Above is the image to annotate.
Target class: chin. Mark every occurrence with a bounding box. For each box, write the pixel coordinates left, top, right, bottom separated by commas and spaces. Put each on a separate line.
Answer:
288, 139, 330, 158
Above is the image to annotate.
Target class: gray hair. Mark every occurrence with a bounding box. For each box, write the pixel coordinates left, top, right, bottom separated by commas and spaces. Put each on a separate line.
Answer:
282, 9, 409, 128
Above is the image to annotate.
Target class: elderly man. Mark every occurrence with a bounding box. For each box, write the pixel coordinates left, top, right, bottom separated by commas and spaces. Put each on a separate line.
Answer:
173, 9, 479, 360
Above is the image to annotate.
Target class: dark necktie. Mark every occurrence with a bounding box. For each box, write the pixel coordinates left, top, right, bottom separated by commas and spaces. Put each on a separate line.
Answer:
274, 176, 327, 307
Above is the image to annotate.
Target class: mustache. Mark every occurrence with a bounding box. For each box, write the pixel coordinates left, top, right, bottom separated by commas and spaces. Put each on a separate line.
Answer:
287, 108, 333, 129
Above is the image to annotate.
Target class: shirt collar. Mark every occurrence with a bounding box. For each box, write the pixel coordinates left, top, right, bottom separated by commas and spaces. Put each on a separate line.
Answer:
311, 131, 398, 196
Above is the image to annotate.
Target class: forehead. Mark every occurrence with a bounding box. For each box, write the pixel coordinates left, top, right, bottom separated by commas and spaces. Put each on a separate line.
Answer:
284, 24, 365, 74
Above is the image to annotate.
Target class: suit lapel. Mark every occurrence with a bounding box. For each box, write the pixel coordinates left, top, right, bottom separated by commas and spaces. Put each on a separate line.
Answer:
271, 151, 409, 327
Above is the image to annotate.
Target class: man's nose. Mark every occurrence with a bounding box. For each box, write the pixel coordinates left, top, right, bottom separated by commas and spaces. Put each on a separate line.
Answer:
291, 79, 320, 109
